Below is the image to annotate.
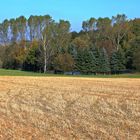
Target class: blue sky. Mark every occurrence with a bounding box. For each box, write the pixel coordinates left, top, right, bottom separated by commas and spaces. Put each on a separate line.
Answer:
0, 0, 140, 31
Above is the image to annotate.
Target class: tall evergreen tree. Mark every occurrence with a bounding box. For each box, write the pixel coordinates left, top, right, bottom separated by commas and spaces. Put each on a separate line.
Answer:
76, 49, 96, 74
90, 47, 100, 73
111, 49, 126, 73
99, 48, 111, 73
133, 47, 140, 71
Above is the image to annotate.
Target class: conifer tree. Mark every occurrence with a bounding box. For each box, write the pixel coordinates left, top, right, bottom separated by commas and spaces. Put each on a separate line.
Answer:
99, 48, 111, 73
111, 49, 126, 73
76, 49, 96, 74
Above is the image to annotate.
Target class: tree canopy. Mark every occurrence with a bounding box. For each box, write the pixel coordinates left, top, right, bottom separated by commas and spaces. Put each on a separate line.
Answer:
0, 14, 139, 74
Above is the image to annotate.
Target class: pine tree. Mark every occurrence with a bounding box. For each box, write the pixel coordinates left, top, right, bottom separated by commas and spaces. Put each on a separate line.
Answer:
89, 51, 97, 73
99, 48, 111, 73
76, 49, 96, 74
110, 51, 118, 73
110, 49, 126, 73
133, 47, 140, 71
90, 47, 100, 73
117, 49, 126, 70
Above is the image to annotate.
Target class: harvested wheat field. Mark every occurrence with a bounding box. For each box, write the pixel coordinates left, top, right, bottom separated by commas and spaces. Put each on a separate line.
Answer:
0, 76, 140, 140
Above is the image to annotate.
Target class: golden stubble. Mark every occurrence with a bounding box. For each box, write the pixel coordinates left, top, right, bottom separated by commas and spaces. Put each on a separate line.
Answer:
0, 77, 140, 140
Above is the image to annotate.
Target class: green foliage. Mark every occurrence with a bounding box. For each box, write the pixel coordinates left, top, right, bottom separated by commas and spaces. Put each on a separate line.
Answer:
90, 47, 100, 72
99, 48, 111, 73
76, 49, 97, 74
125, 19, 140, 69
54, 53, 75, 72
23, 42, 42, 72
0, 14, 139, 74
133, 47, 140, 71
111, 49, 126, 72
132, 18, 140, 37
2, 44, 26, 69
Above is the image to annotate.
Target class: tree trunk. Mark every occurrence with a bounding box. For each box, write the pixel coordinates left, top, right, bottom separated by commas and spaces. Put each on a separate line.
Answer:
116, 34, 120, 51
44, 51, 47, 73
43, 34, 47, 74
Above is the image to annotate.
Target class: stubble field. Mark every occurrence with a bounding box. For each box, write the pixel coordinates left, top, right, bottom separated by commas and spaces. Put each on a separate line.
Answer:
0, 76, 140, 140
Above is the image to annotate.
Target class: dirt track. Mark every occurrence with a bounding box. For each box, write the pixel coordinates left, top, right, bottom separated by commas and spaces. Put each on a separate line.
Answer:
0, 77, 140, 140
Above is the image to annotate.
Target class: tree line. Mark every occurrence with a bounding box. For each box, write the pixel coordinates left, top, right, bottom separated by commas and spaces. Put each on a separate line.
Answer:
0, 14, 139, 74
